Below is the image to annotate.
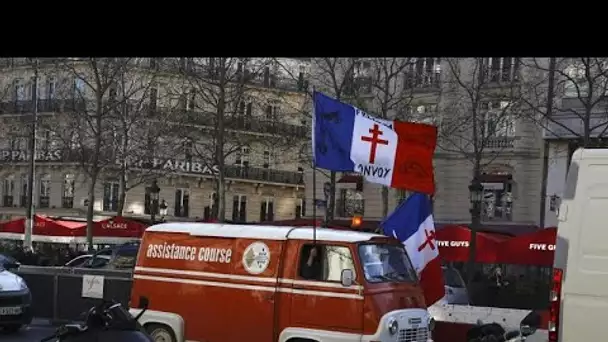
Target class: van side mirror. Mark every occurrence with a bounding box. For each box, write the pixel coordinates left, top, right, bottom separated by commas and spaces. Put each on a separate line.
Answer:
520, 311, 541, 337
138, 296, 149, 310
341, 269, 354, 287
134, 296, 149, 321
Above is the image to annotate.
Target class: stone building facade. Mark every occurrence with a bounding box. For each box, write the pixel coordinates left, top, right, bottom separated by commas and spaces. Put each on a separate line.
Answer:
305, 58, 545, 231
0, 58, 310, 223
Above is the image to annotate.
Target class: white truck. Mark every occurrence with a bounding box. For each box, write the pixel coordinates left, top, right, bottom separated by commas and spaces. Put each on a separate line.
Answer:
550, 147, 608, 342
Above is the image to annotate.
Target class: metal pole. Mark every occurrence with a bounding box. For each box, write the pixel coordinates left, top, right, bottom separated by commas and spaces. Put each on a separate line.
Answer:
24, 58, 39, 249
539, 57, 556, 228
311, 87, 317, 243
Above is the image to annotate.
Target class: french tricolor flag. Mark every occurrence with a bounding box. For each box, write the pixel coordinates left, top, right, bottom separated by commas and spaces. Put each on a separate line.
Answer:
381, 192, 445, 306
312, 91, 437, 195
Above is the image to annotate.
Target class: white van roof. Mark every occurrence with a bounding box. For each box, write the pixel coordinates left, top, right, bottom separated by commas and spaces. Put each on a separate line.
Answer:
146, 222, 386, 243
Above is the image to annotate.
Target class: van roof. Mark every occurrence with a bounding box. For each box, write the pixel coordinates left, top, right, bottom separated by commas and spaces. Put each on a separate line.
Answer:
573, 147, 608, 160
146, 222, 386, 243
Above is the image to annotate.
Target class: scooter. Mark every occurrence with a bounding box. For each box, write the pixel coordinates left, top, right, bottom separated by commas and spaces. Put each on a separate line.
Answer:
467, 310, 542, 342
40, 296, 152, 342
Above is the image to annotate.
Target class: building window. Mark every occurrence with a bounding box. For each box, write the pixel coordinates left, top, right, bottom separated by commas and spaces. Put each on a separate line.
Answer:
103, 182, 119, 212
37, 129, 54, 153
187, 88, 196, 110
401, 103, 439, 124
564, 62, 588, 98
295, 198, 306, 219
74, 78, 85, 97
298, 244, 355, 281
232, 195, 247, 222
38, 174, 51, 208
265, 103, 278, 120
481, 177, 513, 221
235, 146, 250, 169
396, 189, 411, 204
404, 58, 441, 89
482, 57, 519, 84
204, 192, 218, 221
14, 79, 25, 101
481, 100, 515, 137
263, 150, 271, 169
337, 189, 365, 217
260, 197, 274, 222
175, 188, 190, 217
183, 138, 193, 163
47, 76, 56, 99
20, 174, 28, 207
2, 175, 15, 207
62, 174, 75, 209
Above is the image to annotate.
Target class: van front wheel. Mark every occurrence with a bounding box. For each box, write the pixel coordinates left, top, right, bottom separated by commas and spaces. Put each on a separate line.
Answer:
145, 323, 176, 342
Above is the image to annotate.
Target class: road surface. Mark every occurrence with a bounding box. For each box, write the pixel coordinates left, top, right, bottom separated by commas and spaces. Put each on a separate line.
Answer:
1, 322, 56, 342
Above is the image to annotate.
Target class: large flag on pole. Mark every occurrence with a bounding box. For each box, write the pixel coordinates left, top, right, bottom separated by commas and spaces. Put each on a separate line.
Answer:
381, 192, 445, 306
312, 91, 437, 195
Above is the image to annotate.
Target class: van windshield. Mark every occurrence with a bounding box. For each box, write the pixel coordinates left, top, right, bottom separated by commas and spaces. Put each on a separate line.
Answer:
358, 243, 417, 283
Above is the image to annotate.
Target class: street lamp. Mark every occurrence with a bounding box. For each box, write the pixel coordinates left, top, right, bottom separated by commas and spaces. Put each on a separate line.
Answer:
150, 180, 160, 223
468, 178, 483, 214
467, 177, 483, 285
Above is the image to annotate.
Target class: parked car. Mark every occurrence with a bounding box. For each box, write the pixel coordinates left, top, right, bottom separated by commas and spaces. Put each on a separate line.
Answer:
0, 254, 19, 269
0, 256, 32, 332
442, 266, 470, 305
65, 254, 112, 269
66, 242, 139, 270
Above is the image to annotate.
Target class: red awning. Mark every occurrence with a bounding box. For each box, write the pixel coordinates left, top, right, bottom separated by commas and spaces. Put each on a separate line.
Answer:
435, 225, 510, 263
496, 227, 557, 266
0, 217, 25, 234
0, 215, 147, 244
93, 216, 147, 238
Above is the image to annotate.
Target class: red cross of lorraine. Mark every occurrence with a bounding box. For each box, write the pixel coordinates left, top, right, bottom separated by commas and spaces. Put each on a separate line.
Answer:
417, 229, 437, 252
360, 124, 389, 164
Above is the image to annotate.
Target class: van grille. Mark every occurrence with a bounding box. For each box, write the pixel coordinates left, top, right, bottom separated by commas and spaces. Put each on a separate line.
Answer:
398, 327, 428, 342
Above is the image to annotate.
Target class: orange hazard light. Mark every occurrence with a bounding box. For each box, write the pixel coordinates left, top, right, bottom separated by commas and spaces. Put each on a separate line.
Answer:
351, 215, 362, 228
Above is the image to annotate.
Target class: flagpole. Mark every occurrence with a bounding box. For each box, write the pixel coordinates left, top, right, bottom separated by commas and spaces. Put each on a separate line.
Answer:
311, 86, 317, 244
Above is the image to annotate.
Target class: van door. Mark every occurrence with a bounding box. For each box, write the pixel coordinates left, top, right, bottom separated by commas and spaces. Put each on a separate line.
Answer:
290, 243, 363, 333
558, 150, 608, 342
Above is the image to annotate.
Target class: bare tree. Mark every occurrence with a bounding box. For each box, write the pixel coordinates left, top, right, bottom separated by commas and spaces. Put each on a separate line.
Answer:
41, 58, 141, 251
300, 58, 362, 221
104, 61, 180, 216
440, 58, 525, 283
365, 58, 416, 217
172, 58, 301, 222
523, 58, 608, 147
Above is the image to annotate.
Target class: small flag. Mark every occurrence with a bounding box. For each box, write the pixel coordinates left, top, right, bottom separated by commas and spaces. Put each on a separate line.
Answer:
381, 192, 445, 306
312, 91, 437, 195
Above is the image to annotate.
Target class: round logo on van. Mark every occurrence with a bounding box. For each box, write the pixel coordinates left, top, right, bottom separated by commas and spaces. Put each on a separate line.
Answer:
242, 242, 270, 274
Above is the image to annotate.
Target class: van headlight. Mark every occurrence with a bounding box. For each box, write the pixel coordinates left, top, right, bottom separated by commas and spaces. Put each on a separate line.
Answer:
387, 317, 399, 335
428, 317, 436, 332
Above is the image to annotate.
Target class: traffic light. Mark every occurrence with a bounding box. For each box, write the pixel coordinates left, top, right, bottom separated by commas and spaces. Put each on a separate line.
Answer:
351, 215, 362, 228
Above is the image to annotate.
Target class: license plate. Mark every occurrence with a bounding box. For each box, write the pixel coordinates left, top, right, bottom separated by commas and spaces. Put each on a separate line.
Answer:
0, 306, 22, 315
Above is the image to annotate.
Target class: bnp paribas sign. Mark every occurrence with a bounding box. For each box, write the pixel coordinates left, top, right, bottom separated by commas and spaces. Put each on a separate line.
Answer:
124, 158, 220, 176
0, 150, 62, 162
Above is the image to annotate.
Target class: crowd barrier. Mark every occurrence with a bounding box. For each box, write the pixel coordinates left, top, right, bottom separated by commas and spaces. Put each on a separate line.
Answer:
15, 265, 133, 324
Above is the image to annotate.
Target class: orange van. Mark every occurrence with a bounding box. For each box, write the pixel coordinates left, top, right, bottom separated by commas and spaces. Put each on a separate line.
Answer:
129, 222, 435, 342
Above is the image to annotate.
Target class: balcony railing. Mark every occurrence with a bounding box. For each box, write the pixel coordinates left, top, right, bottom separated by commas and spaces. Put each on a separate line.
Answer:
0, 100, 307, 139
336, 199, 365, 217
485, 137, 516, 149
182, 110, 307, 138
0, 99, 87, 115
